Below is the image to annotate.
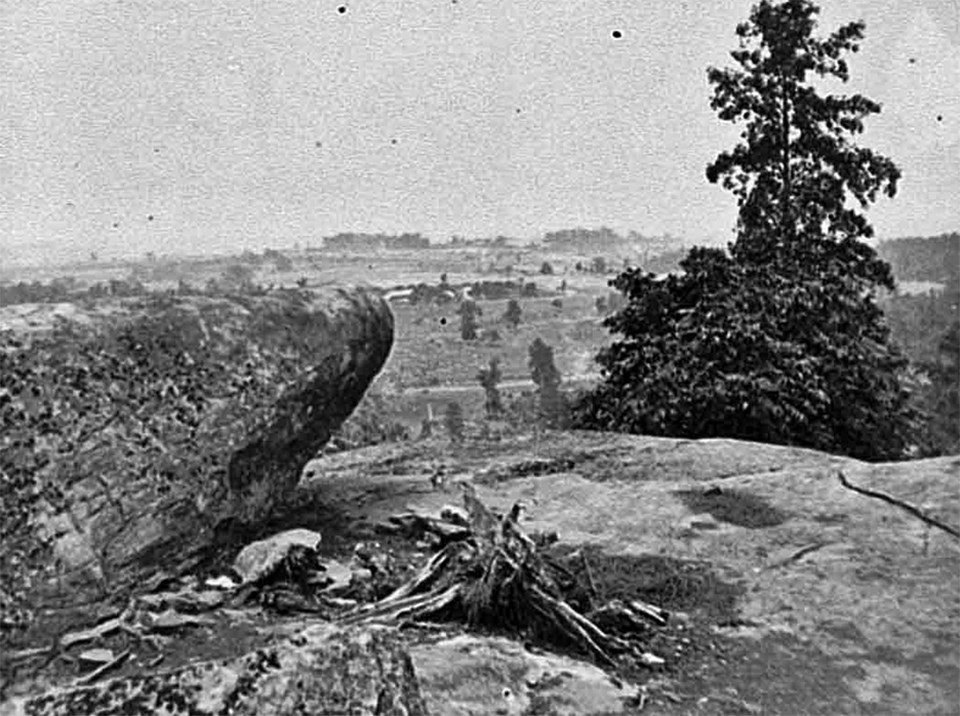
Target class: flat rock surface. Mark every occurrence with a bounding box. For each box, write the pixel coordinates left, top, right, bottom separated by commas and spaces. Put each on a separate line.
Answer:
303, 432, 960, 715
409, 634, 639, 715
4, 432, 958, 715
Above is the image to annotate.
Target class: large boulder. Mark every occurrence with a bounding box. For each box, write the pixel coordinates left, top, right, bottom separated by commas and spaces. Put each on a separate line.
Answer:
0, 288, 392, 636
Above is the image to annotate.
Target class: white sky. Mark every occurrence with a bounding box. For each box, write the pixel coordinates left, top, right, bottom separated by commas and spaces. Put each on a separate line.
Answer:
1, 0, 958, 266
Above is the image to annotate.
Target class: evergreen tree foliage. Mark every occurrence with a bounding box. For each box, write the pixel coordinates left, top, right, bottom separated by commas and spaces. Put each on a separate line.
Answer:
444, 401, 465, 443
529, 338, 564, 428
477, 357, 504, 419
574, 0, 921, 460
504, 299, 523, 329
457, 300, 482, 340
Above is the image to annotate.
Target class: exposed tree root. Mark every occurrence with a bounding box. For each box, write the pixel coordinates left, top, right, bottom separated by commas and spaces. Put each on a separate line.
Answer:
838, 471, 960, 540
339, 485, 666, 666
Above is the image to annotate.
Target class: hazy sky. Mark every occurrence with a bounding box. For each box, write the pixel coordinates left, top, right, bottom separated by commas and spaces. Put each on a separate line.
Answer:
1, 0, 958, 266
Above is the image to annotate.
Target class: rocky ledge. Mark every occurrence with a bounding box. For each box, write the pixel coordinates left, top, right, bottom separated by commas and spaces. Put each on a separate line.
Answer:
0, 287, 393, 637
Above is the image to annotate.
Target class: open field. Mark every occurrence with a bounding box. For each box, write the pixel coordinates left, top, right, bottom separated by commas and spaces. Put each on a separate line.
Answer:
0, 244, 630, 434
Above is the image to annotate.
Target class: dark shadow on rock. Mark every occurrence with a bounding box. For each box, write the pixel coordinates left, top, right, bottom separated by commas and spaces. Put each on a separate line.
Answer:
550, 545, 745, 625
673, 487, 789, 528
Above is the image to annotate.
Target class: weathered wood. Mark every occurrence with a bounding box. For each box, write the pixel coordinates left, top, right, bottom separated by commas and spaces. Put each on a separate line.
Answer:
338, 492, 665, 667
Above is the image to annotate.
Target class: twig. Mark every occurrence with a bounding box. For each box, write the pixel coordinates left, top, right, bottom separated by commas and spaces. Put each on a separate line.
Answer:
764, 543, 826, 571
628, 600, 669, 625
60, 616, 123, 648
838, 471, 960, 539
530, 585, 617, 665
4, 646, 51, 663
340, 585, 460, 625
73, 649, 131, 685
379, 546, 453, 605
637, 685, 649, 711
581, 551, 598, 603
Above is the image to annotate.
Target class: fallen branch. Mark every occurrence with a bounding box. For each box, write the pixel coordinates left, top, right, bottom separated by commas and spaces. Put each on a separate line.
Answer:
838, 471, 960, 540
338, 485, 665, 667
340, 585, 461, 626
764, 543, 826, 571
73, 649, 131, 686
60, 616, 124, 649
628, 600, 670, 626
3, 646, 51, 663
581, 551, 598, 603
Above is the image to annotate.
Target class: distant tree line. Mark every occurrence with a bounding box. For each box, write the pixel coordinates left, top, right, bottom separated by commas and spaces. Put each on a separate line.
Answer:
876, 233, 959, 284
322, 232, 430, 251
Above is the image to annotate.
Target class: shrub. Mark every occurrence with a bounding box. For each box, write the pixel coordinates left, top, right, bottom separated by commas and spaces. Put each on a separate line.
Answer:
477, 358, 504, 419
457, 300, 482, 340
529, 338, 565, 428
503, 299, 522, 329
444, 401, 465, 443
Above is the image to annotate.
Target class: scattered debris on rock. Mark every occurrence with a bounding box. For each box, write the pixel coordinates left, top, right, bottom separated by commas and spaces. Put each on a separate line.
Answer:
341, 484, 668, 668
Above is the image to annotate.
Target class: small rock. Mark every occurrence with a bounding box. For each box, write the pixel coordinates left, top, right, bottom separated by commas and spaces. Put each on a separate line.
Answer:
350, 567, 373, 582
206, 575, 240, 590
78, 648, 114, 666
317, 560, 353, 595
324, 597, 358, 608
639, 652, 665, 667
439, 504, 469, 526
148, 609, 213, 633
233, 529, 322, 585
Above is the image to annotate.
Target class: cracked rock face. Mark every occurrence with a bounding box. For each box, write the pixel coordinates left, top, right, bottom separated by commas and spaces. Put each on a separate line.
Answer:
4, 626, 427, 716
1, 287, 393, 632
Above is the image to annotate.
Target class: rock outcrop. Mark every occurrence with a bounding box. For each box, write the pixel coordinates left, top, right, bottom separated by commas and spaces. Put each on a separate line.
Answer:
301, 433, 960, 715
2, 625, 426, 716
1, 625, 644, 716
3, 409, 958, 713
0, 288, 393, 635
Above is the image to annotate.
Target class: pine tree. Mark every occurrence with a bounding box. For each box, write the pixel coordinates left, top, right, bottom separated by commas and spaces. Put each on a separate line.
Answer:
477, 358, 504, 419
444, 401, 465, 443
504, 299, 522, 329
529, 338, 564, 428
457, 300, 482, 340
574, 0, 921, 460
